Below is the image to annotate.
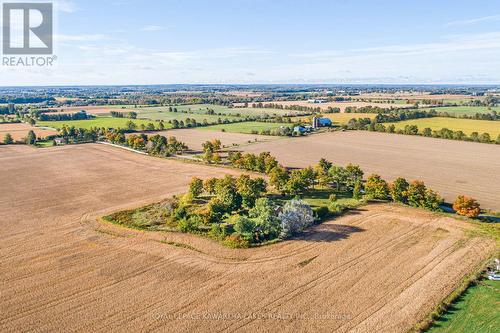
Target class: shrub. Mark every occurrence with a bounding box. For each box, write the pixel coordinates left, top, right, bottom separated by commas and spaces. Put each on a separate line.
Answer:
453, 195, 481, 218
279, 200, 314, 239
328, 193, 337, 202
177, 216, 201, 232
314, 206, 330, 220
222, 234, 250, 248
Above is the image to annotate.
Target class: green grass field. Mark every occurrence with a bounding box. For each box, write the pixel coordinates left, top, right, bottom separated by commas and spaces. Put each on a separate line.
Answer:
387, 117, 500, 137
136, 110, 241, 123
421, 106, 500, 116
128, 104, 300, 118
37, 116, 167, 130
200, 121, 293, 134
428, 280, 500, 333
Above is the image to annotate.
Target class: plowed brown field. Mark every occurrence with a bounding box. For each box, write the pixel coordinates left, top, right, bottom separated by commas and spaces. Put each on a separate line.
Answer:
0, 144, 495, 332
238, 131, 500, 211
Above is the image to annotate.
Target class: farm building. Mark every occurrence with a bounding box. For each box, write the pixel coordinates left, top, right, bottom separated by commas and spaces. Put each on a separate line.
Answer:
312, 117, 332, 128
293, 126, 307, 134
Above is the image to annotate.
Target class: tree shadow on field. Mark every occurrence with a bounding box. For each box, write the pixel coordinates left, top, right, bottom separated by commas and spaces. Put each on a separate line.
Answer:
297, 223, 365, 243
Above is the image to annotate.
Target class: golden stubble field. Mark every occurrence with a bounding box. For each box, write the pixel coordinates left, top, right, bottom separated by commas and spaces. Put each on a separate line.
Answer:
0, 144, 495, 332
239, 131, 500, 211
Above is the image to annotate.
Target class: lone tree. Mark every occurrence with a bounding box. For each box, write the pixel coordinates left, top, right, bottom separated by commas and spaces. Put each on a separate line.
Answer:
188, 177, 204, 198
3, 133, 13, 144
26, 130, 36, 145
453, 195, 481, 218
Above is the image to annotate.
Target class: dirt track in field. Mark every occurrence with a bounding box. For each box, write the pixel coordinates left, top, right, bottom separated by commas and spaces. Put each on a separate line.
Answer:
238, 131, 500, 211
0, 123, 58, 141
0, 144, 495, 332
137, 128, 277, 150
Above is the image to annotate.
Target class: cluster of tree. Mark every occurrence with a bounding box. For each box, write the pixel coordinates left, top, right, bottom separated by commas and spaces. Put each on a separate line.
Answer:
344, 105, 402, 114
250, 126, 293, 136
176, 175, 315, 246
365, 176, 443, 211
250, 102, 318, 114
125, 120, 165, 132
374, 109, 437, 123
201, 139, 222, 163
0, 96, 54, 104
433, 110, 498, 121
38, 111, 94, 121
0, 105, 15, 115
59, 125, 99, 143
228, 151, 280, 173
0, 115, 20, 123
105, 131, 188, 156
110, 111, 137, 119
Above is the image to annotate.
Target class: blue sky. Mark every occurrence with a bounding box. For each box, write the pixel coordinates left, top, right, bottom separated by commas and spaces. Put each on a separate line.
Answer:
2, 0, 500, 85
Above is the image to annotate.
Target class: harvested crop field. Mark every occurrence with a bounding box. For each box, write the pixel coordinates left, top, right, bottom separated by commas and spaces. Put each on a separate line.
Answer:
0, 123, 57, 141
239, 131, 500, 210
0, 143, 495, 332
137, 128, 276, 150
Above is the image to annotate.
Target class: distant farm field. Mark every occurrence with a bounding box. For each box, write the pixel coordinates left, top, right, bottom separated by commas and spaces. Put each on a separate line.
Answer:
201, 121, 293, 134
268, 100, 412, 112
387, 117, 500, 137
0, 123, 57, 141
38, 116, 166, 130
135, 109, 240, 123
238, 131, 500, 210
127, 104, 300, 117
39, 105, 137, 116
421, 106, 500, 116
0, 143, 495, 332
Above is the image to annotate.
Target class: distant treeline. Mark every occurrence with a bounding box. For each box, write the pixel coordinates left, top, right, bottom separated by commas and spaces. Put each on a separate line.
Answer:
38, 111, 95, 121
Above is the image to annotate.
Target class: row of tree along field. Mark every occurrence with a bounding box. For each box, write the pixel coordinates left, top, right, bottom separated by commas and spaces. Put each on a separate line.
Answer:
346, 118, 500, 144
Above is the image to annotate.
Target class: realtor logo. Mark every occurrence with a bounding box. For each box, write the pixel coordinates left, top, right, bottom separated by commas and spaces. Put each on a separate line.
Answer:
2, 2, 53, 55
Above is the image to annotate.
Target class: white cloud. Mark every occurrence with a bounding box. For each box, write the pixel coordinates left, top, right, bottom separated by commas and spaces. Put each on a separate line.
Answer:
445, 15, 500, 27
56, 34, 110, 42
140, 25, 164, 32
290, 32, 500, 60
57, 0, 79, 13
